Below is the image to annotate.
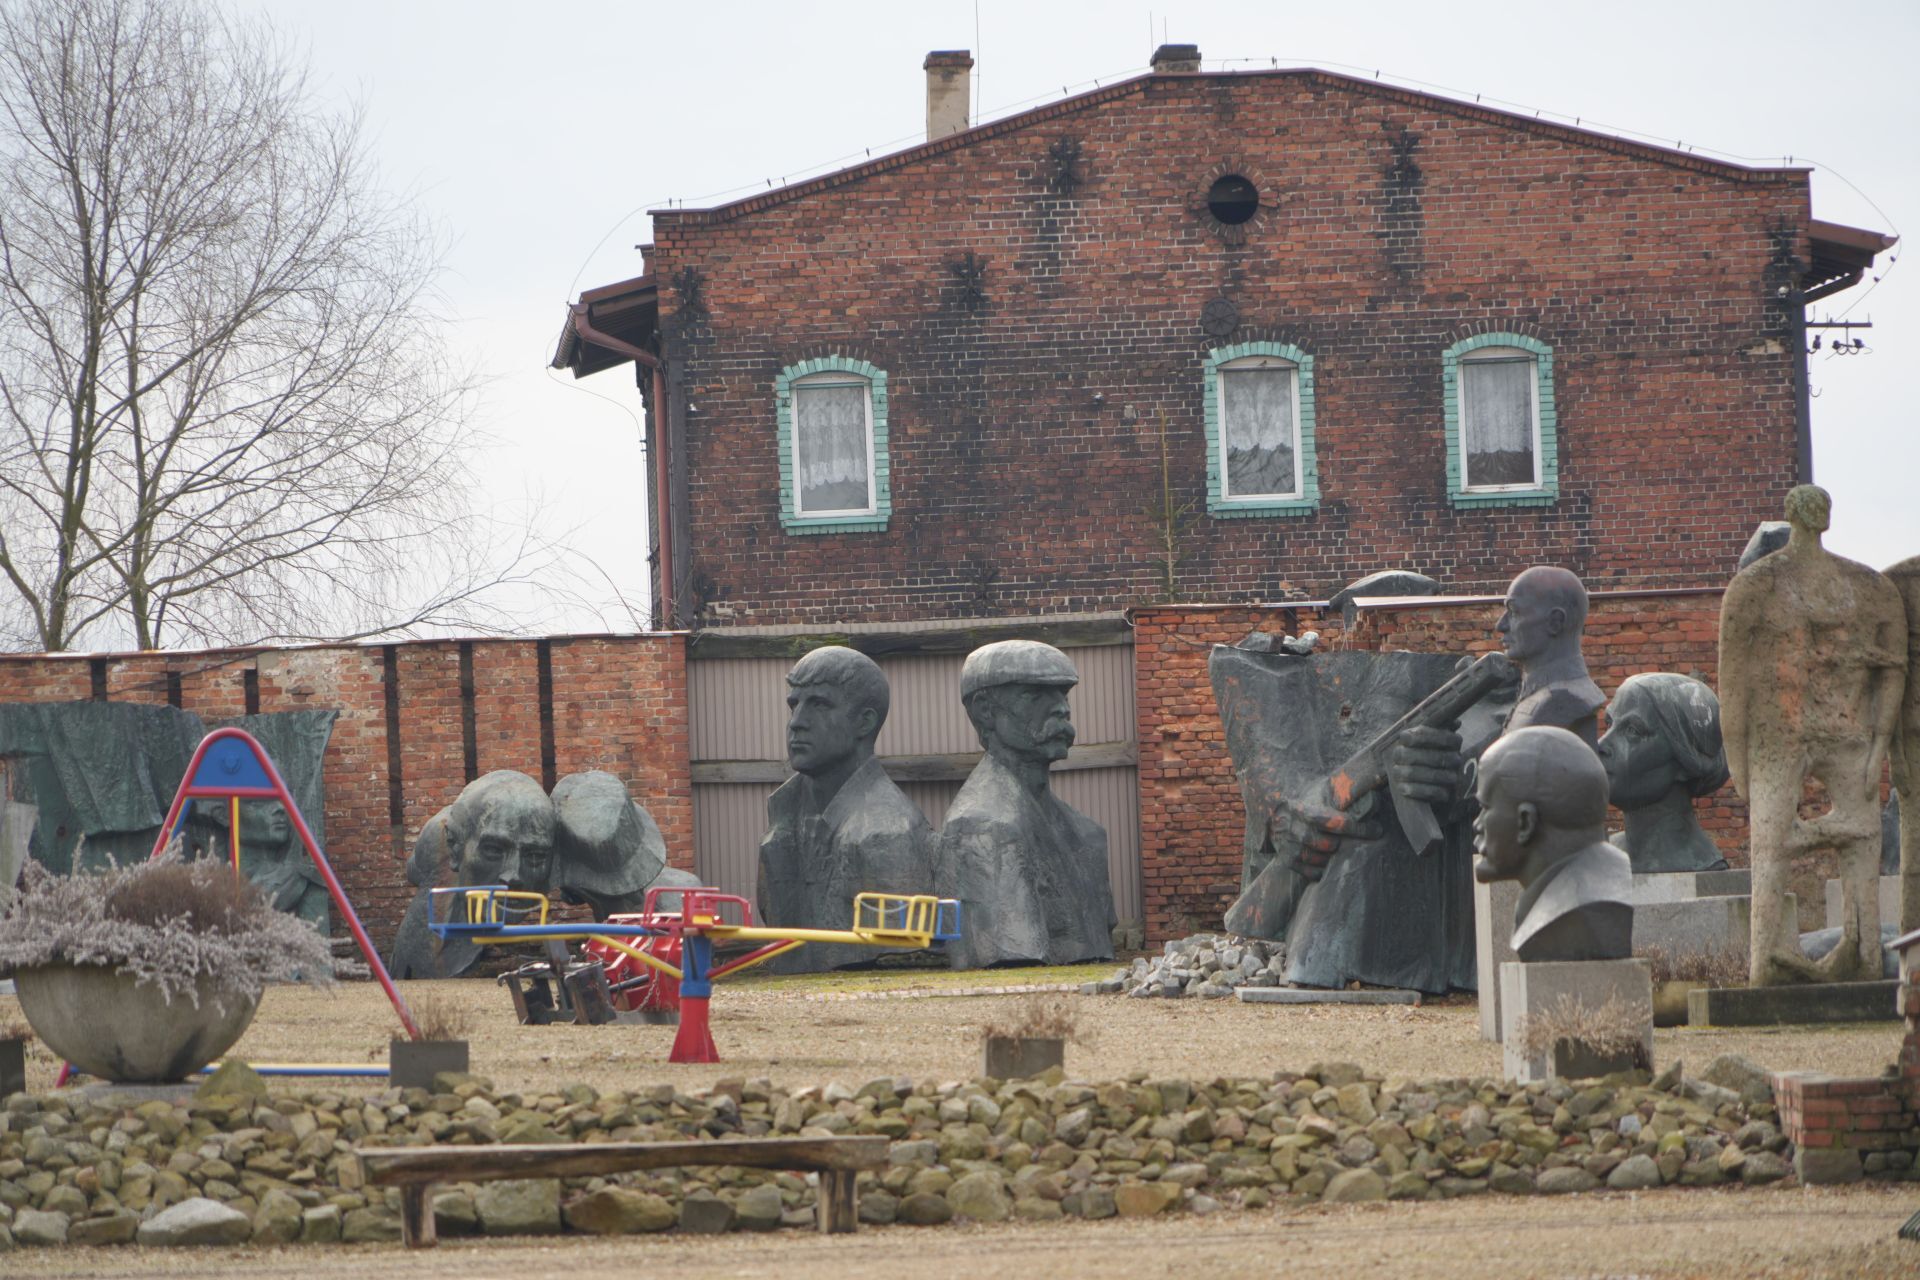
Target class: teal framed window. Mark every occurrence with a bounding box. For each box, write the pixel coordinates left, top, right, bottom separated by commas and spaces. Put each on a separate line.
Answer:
775, 357, 891, 534
1442, 333, 1558, 508
1203, 341, 1319, 517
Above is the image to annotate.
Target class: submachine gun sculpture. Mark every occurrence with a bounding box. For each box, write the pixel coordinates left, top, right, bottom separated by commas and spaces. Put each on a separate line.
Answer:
1225, 651, 1514, 937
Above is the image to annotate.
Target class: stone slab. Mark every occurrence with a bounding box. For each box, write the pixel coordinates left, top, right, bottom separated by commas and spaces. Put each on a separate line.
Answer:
1686, 979, 1899, 1027
1824, 875, 1899, 930
1474, 877, 1523, 1041
1626, 869, 1750, 904
1632, 896, 1756, 963
1499, 958, 1653, 1084
1235, 987, 1421, 1005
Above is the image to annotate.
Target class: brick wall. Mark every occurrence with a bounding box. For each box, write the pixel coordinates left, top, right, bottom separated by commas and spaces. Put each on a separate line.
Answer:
651, 68, 1807, 626
1133, 590, 1782, 945
0, 634, 692, 945
1770, 945, 1920, 1182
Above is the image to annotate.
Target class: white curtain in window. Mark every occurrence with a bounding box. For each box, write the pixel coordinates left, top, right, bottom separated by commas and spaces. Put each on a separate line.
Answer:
795, 382, 871, 513
1221, 366, 1296, 497
1461, 358, 1535, 486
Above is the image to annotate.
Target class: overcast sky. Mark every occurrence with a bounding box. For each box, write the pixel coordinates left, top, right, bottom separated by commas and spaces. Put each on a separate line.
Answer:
248, 0, 1918, 632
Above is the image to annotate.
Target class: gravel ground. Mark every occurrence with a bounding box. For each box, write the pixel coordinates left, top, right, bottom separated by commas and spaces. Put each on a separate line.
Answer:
0, 971, 1903, 1095
1, 1184, 1913, 1279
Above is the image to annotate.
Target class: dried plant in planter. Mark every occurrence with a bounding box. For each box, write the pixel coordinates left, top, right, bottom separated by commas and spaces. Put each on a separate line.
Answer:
0, 856, 334, 1007
406, 991, 474, 1042
0, 1019, 29, 1040
1516, 992, 1648, 1066
981, 994, 1088, 1046
1638, 943, 1747, 989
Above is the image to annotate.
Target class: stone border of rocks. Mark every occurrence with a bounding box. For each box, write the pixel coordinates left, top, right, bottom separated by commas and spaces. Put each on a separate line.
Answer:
0, 1052, 1894, 1252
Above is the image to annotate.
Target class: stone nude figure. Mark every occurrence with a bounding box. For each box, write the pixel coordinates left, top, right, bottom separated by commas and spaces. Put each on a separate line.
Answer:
1719, 485, 1908, 985
1595, 672, 1731, 874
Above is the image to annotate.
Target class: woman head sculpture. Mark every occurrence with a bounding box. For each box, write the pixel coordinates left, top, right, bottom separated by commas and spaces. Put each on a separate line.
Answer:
1596, 672, 1731, 873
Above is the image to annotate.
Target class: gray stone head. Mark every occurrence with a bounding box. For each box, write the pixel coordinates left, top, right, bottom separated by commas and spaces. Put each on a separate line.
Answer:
960, 640, 1079, 765
444, 770, 555, 891
238, 799, 292, 850
785, 646, 889, 778
1496, 566, 1588, 668
1598, 673, 1730, 809
1784, 484, 1831, 536
1472, 725, 1610, 888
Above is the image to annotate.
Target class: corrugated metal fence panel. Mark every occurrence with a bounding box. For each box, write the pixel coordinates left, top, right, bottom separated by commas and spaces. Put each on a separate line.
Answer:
691, 782, 777, 902
691, 645, 1135, 763
688, 658, 792, 762
1053, 766, 1143, 926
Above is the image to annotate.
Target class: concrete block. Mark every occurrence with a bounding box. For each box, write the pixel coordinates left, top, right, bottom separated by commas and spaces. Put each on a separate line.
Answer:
1499, 958, 1653, 1084
1686, 979, 1899, 1027
1631, 896, 1759, 963
1824, 875, 1899, 930
1626, 869, 1749, 904
1236, 987, 1420, 1006
1474, 877, 1523, 1041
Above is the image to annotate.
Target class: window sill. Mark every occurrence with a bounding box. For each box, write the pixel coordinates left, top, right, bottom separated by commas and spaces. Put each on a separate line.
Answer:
1448, 487, 1557, 509
780, 512, 891, 535
1208, 497, 1319, 519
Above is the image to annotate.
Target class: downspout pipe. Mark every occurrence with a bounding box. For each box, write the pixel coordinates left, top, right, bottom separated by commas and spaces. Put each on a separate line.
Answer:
570, 303, 673, 625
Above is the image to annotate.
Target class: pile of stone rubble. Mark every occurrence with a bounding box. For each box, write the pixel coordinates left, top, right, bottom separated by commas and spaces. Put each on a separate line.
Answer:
0, 1051, 1853, 1250
1081, 933, 1288, 997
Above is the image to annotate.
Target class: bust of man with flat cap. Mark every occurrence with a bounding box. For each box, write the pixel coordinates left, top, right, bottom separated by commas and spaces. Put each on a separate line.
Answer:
936, 640, 1115, 968
757, 646, 935, 973
1473, 725, 1634, 963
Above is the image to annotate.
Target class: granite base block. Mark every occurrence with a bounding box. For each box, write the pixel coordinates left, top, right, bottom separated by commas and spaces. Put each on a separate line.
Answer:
1625, 869, 1750, 904
1824, 876, 1899, 930
1499, 958, 1653, 1084
1686, 979, 1899, 1027
1631, 896, 1756, 963
1475, 878, 1523, 1042
1235, 987, 1421, 1006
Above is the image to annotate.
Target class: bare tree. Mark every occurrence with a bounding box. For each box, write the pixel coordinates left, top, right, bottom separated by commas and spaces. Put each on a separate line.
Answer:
0, 0, 547, 652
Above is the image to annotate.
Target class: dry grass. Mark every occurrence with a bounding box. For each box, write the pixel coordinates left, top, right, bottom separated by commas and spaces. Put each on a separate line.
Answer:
404, 990, 473, 1042
1641, 942, 1748, 988
980, 993, 1086, 1044
1515, 991, 1647, 1063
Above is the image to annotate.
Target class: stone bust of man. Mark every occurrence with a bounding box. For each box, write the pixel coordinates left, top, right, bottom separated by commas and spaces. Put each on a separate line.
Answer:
1473, 725, 1634, 963
390, 769, 556, 979
757, 646, 934, 973
936, 640, 1114, 968
1496, 565, 1606, 745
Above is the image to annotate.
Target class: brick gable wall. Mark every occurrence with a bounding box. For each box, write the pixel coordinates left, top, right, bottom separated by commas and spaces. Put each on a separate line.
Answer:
652, 72, 1807, 627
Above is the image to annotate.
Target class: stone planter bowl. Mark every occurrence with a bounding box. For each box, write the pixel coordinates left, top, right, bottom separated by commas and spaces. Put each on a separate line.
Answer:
13, 963, 260, 1083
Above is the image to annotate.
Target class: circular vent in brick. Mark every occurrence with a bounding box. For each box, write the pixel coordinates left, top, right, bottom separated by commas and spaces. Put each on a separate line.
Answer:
1206, 175, 1259, 225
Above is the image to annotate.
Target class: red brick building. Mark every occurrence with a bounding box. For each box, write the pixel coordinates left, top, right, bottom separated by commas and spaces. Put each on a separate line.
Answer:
556, 46, 1889, 630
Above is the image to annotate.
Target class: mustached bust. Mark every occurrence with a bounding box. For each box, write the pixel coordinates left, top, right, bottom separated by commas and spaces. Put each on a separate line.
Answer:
935, 640, 1115, 968
1473, 726, 1634, 963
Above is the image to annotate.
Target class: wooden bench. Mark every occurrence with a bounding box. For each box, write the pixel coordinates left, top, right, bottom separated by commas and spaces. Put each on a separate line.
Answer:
356, 1136, 888, 1247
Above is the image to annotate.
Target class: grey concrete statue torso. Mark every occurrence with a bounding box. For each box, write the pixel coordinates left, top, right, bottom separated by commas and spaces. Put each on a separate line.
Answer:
1510, 843, 1635, 962
938, 751, 1113, 968
759, 755, 935, 972
754, 646, 936, 973
936, 640, 1115, 968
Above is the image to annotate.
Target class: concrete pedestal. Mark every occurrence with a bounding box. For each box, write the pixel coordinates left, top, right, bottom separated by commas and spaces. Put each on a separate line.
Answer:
1499, 958, 1653, 1084
1632, 896, 1765, 965
1474, 878, 1523, 1041
1825, 876, 1899, 930
1626, 869, 1749, 904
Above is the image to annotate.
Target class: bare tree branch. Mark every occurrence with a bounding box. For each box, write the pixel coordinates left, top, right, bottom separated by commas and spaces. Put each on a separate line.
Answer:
0, 0, 561, 652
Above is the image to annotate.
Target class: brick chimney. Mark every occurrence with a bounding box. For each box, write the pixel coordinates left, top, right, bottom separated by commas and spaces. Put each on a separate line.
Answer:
1151, 43, 1201, 73
924, 50, 973, 141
